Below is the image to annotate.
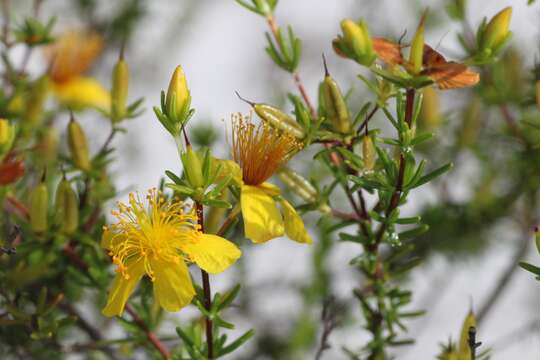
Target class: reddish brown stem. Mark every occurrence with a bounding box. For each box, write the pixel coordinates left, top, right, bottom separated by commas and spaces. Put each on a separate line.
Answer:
125, 305, 170, 359
196, 202, 214, 359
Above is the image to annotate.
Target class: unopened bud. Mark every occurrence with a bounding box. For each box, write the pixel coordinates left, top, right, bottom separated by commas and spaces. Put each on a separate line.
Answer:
67, 116, 91, 171
481, 7, 512, 53
322, 73, 351, 134
458, 310, 476, 359
111, 57, 129, 123
166, 65, 190, 123
181, 145, 204, 189
30, 182, 48, 233
254, 103, 304, 139
55, 179, 79, 235
362, 135, 376, 171
337, 19, 375, 66
419, 87, 441, 130
38, 128, 59, 166
25, 75, 49, 125
277, 167, 331, 214
0, 119, 15, 159
409, 16, 425, 74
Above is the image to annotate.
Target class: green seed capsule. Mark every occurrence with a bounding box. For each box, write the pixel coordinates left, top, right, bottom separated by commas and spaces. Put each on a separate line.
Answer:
67, 116, 91, 171
181, 145, 204, 188
30, 183, 48, 233
362, 135, 376, 171
111, 58, 129, 123
55, 179, 79, 235
254, 104, 305, 139
322, 75, 351, 134
277, 167, 316, 203
25, 75, 49, 126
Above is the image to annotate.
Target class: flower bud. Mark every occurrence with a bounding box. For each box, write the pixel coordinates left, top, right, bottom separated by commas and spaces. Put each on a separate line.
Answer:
165, 65, 190, 123
458, 310, 476, 360
419, 87, 441, 130
362, 135, 376, 171
322, 74, 351, 134
0, 119, 15, 159
409, 16, 425, 74
481, 7, 512, 53
55, 178, 79, 235
37, 127, 59, 166
67, 115, 91, 171
181, 145, 204, 189
24, 75, 49, 126
111, 57, 129, 123
337, 19, 375, 66
277, 167, 331, 214
254, 103, 305, 139
30, 182, 48, 233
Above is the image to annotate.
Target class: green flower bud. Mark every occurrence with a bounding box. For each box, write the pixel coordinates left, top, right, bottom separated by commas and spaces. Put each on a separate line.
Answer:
277, 167, 331, 214
0, 119, 15, 159
181, 145, 204, 189
30, 182, 48, 233
166, 65, 191, 123
322, 74, 351, 134
338, 19, 375, 66
409, 17, 425, 74
481, 7, 512, 53
37, 127, 59, 166
67, 115, 91, 171
24, 75, 49, 126
55, 179, 79, 235
111, 58, 129, 123
362, 135, 376, 171
254, 103, 305, 139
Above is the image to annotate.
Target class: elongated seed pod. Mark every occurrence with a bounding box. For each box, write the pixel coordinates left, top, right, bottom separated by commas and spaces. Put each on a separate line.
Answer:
322, 75, 351, 134
30, 182, 48, 233
67, 116, 91, 171
25, 75, 49, 125
111, 58, 129, 122
277, 167, 317, 203
254, 104, 305, 139
55, 179, 79, 235
458, 310, 476, 360
362, 135, 376, 171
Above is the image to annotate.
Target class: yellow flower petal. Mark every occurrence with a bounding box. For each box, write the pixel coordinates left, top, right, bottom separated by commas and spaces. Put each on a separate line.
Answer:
52, 76, 110, 111
101, 228, 125, 249
241, 184, 284, 243
280, 199, 312, 244
151, 259, 195, 312
181, 233, 241, 274
102, 258, 145, 317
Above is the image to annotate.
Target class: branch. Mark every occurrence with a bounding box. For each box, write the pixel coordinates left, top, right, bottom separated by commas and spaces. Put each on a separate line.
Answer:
314, 297, 339, 360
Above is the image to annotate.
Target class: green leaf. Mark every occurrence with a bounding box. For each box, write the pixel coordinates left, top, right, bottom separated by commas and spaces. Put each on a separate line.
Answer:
165, 170, 183, 184
410, 163, 453, 189
216, 329, 255, 357
519, 262, 540, 276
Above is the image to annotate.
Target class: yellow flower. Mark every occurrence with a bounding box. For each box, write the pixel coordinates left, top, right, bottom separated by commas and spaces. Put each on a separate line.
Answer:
47, 31, 110, 110
101, 189, 241, 317
230, 114, 312, 244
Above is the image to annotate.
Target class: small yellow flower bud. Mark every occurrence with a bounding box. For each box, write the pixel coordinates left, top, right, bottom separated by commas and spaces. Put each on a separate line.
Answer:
339, 19, 375, 66
362, 135, 376, 171
323, 74, 351, 134
67, 115, 91, 171
166, 65, 190, 122
0, 119, 15, 158
458, 311, 476, 360
482, 7, 512, 53
409, 16, 425, 74
181, 145, 204, 189
30, 182, 49, 234
111, 57, 129, 123
55, 179, 79, 235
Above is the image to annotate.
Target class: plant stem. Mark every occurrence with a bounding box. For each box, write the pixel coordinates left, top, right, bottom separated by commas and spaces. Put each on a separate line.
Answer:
125, 305, 170, 359
196, 202, 214, 359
